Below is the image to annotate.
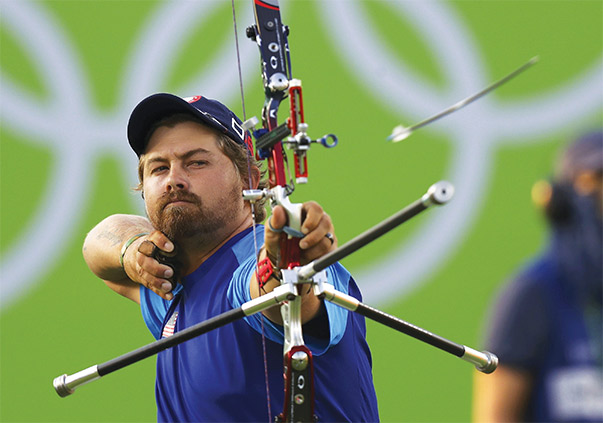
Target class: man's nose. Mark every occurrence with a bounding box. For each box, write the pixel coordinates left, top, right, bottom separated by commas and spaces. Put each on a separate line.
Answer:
165, 167, 189, 192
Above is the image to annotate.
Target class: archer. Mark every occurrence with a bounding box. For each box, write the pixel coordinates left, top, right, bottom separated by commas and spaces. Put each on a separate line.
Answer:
82, 93, 380, 422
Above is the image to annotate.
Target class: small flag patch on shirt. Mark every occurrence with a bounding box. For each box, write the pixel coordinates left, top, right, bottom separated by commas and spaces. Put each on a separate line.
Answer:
162, 311, 178, 338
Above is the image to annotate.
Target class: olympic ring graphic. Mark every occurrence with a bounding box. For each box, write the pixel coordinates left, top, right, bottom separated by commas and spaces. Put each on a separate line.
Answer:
0, 0, 601, 310
319, 0, 602, 305
0, 0, 256, 308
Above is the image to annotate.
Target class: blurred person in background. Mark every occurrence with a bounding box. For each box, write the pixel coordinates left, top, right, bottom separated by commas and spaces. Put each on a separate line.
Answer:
472, 131, 603, 422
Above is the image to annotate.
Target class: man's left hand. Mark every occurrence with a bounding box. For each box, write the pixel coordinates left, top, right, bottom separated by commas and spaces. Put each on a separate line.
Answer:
265, 201, 337, 266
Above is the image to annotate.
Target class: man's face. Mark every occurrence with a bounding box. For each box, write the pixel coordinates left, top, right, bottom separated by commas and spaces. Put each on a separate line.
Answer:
574, 170, 603, 218
141, 120, 247, 241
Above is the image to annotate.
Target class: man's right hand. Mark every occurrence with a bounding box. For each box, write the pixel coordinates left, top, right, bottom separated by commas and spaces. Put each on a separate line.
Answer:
122, 231, 178, 301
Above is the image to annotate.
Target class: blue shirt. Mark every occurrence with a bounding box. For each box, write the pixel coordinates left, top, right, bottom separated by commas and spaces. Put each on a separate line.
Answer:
486, 252, 602, 422
140, 226, 379, 422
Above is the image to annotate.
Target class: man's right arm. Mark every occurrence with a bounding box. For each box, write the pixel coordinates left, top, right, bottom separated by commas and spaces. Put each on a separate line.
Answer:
472, 365, 533, 422
472, 269, 548, 422
82, 214, 176, 304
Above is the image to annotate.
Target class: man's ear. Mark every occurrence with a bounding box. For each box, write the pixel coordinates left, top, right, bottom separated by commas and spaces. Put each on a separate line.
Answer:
574, 171, 599, 196
249, 166, 261, 189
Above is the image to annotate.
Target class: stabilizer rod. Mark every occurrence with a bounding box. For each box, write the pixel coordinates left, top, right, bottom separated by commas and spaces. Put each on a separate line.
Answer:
316, 282, 498, 374
53, 284, 297, 397
298, 181, 454, 279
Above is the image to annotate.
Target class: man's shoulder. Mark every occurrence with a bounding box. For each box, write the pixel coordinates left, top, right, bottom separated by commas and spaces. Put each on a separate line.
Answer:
230, 225, 264, 265
505, 252, 559, 297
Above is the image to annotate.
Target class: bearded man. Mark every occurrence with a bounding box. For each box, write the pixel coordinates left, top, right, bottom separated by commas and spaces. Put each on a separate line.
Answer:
82, 93, 379, 422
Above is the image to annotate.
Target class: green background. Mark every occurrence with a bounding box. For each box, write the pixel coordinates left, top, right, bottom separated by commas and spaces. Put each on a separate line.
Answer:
1, 1, 601, 422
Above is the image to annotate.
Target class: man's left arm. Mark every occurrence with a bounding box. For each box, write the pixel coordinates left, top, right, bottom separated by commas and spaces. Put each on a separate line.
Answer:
250, 201, 337, 325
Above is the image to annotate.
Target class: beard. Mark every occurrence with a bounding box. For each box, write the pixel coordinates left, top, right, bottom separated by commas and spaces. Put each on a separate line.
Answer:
147, 185, 243, 243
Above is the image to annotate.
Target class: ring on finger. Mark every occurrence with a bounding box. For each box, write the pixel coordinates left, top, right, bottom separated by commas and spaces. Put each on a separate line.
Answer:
325, 232, 334, 245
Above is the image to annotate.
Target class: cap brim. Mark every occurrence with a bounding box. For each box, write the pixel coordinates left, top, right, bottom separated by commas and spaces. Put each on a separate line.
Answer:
127, 93, 209, 156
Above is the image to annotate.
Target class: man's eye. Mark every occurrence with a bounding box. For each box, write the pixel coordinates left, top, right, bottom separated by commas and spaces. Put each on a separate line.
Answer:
189, 160, 207, 167
150, 165, 168, 174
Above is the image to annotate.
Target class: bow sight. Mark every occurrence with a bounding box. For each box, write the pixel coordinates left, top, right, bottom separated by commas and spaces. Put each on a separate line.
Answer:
244, 4, 337, 190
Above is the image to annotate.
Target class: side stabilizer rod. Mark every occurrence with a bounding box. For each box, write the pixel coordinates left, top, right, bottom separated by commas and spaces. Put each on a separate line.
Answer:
316, 282, 498, 374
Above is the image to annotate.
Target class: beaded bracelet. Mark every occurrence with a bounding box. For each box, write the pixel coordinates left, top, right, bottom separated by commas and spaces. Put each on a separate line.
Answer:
119, 233, 149, 268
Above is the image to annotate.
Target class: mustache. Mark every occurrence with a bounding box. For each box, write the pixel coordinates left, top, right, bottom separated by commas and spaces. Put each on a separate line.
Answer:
157, 191, 201, 210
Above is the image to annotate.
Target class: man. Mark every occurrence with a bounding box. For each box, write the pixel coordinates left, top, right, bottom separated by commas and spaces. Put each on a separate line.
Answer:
472, 131, 603, 422
83, 93, 379, 422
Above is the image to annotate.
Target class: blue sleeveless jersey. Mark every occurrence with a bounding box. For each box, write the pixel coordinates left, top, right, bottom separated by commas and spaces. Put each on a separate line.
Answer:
140, 226, 379, 422
486, 253, 602, 422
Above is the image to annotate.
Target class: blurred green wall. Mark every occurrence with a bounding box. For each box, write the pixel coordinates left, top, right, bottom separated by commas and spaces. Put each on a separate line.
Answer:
1, 1, 601, 422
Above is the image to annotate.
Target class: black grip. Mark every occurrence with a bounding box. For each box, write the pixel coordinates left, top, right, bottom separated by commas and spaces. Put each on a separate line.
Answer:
150, 243, 183, 286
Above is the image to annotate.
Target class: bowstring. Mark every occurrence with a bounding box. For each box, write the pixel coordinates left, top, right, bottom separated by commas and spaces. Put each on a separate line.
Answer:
231, 1, 272, 420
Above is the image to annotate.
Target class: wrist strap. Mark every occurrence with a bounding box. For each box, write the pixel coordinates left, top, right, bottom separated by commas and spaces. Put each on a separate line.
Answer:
119, 233, 149, 268
257, 256, 280, 289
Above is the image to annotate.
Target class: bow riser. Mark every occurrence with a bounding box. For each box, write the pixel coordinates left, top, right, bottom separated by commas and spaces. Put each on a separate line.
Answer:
248, 1, 315, 421
248, 0, 291, 188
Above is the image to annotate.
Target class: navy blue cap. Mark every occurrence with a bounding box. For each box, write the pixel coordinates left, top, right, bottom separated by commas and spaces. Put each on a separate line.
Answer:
127, 93, 253, 156
556, 130, 603, 182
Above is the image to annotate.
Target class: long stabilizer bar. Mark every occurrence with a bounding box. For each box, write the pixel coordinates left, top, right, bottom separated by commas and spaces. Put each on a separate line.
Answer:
298, 181, 454, 279
54, 284, 297, 397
